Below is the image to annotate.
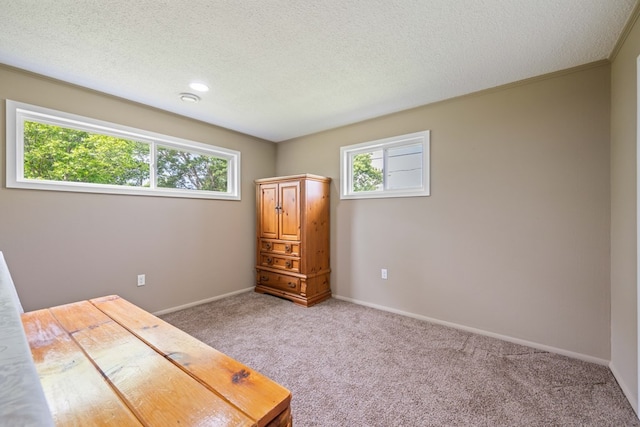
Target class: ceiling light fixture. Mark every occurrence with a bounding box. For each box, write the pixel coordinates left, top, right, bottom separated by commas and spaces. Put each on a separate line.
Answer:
179, 93, 200, 103
189, 82, 209, 92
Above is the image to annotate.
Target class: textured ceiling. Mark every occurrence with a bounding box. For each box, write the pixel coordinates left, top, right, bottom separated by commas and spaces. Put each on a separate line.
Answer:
0, 1, 637, 142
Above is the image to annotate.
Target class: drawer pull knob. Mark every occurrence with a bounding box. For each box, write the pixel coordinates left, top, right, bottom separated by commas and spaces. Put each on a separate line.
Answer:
265, 243, 272, 250
261, 276, 269, 282
285, 260, 292, 268
287, 282, 296, 288
267, 257, 273, 265
285, 245, 291, 252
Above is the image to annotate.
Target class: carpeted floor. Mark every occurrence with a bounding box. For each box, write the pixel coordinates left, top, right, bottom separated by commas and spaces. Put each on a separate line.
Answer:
160, 291, 639, 426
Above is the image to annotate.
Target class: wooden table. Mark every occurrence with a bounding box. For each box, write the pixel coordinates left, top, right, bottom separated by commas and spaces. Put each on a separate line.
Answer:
21, 295, 292, 426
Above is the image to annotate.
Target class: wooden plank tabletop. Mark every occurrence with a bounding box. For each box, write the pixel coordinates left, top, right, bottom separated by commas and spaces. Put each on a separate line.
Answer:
22, 296, 292, 427
91, 295, 291, 427
21, 308, 144, 426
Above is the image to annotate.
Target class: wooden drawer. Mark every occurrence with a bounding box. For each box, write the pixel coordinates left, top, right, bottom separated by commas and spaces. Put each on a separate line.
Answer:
259, 254, 300, 273
260, 239, 300, 256
257, 271, 301, 294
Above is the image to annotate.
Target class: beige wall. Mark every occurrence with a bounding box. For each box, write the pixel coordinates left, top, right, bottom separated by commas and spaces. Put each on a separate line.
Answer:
611, 12, 640, 412
0, 66, 276, 313
277, 64, 612, 360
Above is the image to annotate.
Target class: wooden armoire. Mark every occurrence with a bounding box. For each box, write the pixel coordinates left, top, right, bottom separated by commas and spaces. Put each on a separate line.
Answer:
255, 174, 331, 307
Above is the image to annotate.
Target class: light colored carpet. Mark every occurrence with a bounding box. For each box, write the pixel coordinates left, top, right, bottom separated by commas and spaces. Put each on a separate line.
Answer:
160, 291, 639, 426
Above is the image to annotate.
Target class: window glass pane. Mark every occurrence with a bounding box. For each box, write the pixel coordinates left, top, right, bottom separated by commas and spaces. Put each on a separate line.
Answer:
156, 146, 228, 192
386, 143, 422, 190
23, 120, 150, 186
351, 150, 383, 192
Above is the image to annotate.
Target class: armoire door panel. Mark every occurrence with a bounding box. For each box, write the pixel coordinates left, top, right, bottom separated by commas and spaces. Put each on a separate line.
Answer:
259, 183, 278, 239
278, 181, 300, 241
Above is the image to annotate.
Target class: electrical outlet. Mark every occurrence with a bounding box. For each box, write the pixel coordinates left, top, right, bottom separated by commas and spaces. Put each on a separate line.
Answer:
381, 269, 388, 280
137, 274, 146, 287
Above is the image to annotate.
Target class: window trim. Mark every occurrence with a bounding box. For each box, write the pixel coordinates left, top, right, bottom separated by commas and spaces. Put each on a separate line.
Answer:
340, 130, 430, 199
6, 100, 241, 200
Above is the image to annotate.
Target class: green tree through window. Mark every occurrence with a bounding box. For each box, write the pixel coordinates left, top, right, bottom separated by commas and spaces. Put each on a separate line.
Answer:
23, 121, 150, 186
352, 152, 383, 192
22, 121, 230, 193
157, 146, 228, 191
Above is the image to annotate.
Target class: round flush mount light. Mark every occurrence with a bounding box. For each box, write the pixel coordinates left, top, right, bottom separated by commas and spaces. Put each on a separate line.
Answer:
189, 82, 209, 92
179, 93, 200, 103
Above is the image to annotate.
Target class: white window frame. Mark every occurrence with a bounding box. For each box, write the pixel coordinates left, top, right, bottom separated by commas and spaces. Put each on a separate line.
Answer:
340, 130, 430, 199
6, 100, 241, 200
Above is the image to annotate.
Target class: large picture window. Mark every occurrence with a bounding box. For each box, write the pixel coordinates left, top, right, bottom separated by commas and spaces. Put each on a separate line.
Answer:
6, 100, 240, 200
340, 130, 430, 199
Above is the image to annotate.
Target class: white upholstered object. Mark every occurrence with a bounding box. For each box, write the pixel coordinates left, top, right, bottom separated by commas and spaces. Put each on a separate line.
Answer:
0, 252, 54, 426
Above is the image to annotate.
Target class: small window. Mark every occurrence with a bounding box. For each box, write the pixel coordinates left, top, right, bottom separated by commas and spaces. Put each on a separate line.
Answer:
340, 130, 430, 199
6, 100, 241, 200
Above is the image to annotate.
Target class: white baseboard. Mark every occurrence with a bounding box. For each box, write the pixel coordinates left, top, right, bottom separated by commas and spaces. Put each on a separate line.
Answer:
609, 361, 639, 416
153, 287, 254, 316
332, 294, 609, 366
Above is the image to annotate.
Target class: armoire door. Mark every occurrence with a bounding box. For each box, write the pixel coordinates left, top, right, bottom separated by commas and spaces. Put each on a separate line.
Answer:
259, 183, 279, 239
278, 181, 301, 241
